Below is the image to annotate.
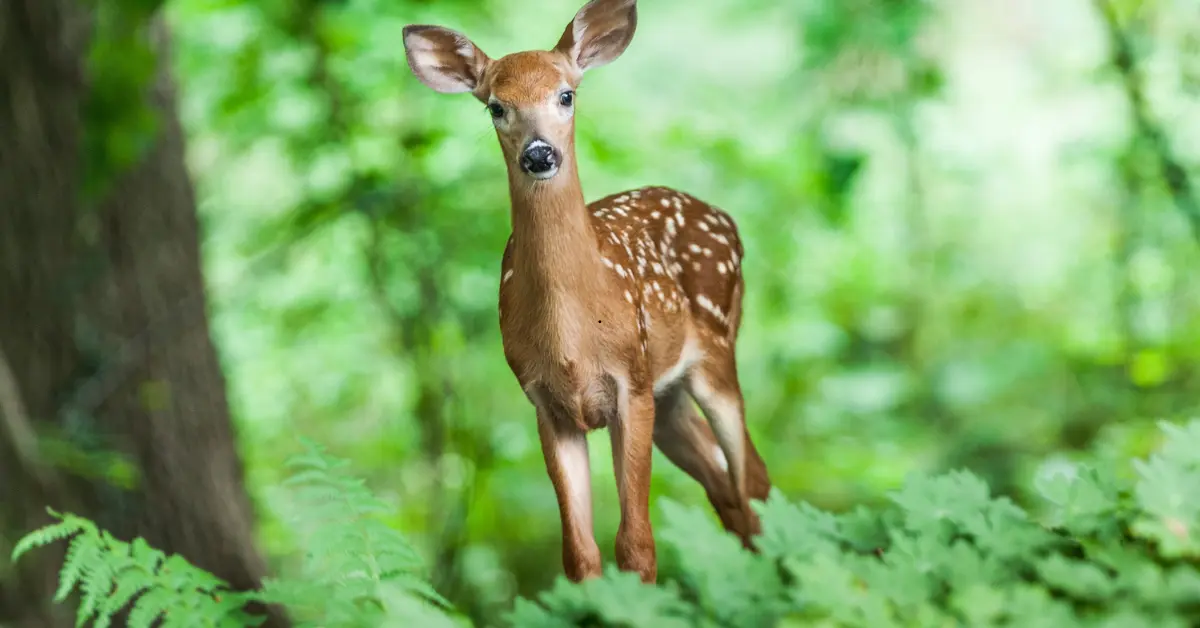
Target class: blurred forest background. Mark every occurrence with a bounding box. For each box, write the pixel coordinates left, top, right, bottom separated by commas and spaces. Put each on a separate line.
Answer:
3, 0, 1200, 624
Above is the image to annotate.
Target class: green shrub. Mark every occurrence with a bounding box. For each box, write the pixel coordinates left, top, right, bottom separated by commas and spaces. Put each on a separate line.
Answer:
13, 421, 1200, 627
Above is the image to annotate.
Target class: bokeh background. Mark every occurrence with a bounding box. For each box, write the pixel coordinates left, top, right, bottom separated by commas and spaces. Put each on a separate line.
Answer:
163, 0, 1199, 621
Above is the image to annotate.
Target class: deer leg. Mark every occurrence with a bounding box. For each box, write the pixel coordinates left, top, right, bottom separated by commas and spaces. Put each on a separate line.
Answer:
686, 357, 770, 544
535, 405, 601, 582
653, 388, 742, 534
609, 389, 657, 582
742, 423, 772, 506
653, 387, 769, 547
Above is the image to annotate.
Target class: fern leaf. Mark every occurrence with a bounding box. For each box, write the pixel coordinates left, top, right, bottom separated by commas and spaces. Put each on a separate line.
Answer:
127, 587, 173, 628
56, 533, 102, 602
130, 537, 166, 571
101, 567, 154, 624
271, 439, 458, 624
11, 511, 92, 562
77, 566, 112, 628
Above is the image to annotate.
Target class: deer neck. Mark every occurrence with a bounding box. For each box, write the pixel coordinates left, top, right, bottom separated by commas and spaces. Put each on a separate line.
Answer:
507, 160, 605, 308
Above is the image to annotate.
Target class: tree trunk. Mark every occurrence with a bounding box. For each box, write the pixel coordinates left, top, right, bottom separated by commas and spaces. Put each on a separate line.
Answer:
0, 1, 287, 625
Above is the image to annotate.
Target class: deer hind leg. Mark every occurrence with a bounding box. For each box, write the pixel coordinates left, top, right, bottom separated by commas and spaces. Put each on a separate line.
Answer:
534, 398, 602, 582
683, 356, 772, 547
653, 386, 753, 544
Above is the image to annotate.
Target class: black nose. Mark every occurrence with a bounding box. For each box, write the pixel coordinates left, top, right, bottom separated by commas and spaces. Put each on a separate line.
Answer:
520, 142, 557, 174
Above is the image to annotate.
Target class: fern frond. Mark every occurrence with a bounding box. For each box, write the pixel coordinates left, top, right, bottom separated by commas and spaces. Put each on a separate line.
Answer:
268, 439, 458, 624
127, 587, 174, 628
14, 438, 463, 628
77, 561, 113, 627
98, 579, 148, 628
10, 509, 92, 563
130, 537, 166, 571
56, 530, 103, 603
12, 510, 268, 627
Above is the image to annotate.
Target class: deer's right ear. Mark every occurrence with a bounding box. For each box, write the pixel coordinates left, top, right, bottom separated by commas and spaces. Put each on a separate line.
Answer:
403, 25, 491, 95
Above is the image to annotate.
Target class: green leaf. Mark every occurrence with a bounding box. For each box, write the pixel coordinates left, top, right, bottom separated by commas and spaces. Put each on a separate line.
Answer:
1037, 554, 1117, 601
660, 500, 786, 627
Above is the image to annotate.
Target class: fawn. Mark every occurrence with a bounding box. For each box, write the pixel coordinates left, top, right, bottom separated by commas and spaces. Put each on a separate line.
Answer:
402, 0, 771, 583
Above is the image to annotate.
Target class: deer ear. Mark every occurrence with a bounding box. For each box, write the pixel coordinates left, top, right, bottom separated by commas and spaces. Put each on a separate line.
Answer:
403, 25, 491, 94
554, 0, 637, 73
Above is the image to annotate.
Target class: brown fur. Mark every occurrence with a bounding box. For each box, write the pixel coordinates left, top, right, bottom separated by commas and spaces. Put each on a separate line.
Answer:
403, 0, 772, 584
487, 53, 575, 106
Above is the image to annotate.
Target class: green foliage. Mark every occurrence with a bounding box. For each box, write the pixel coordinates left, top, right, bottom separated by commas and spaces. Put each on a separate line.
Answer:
259, 439, 457, 626
82, 0, 163, 200
33, 426, 141, 491
11, 442, 463, 627
14, 420, 1200, 626
509, 419, 1200, 627
11, 512, 263, 627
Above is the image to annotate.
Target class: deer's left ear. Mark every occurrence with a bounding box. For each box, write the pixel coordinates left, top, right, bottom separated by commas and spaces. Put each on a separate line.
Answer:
403, 25, 491, 95
554, 0, 637, 74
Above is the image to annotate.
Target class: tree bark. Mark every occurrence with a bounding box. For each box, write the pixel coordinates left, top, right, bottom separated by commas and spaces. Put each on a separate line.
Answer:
0, 1, 287, 625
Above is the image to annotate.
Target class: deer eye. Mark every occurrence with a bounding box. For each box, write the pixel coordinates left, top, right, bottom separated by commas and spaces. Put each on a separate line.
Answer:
559, 91, 574, 107
488, 103, 505, 119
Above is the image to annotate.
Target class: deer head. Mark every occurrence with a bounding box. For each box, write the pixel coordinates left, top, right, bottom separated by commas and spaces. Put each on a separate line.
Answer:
402, 0, 637, 183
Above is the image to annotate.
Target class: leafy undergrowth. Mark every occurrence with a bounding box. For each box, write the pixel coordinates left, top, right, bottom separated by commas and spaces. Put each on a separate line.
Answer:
13, 421, 1200, 627
10, 440, 463, 628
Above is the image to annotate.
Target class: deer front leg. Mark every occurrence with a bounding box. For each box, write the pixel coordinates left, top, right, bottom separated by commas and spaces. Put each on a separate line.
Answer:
609, 388, 657, 582
536, 405, 602, 582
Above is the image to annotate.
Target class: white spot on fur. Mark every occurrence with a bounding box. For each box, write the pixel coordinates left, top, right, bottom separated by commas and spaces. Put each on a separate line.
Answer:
696, 294, 727, 322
